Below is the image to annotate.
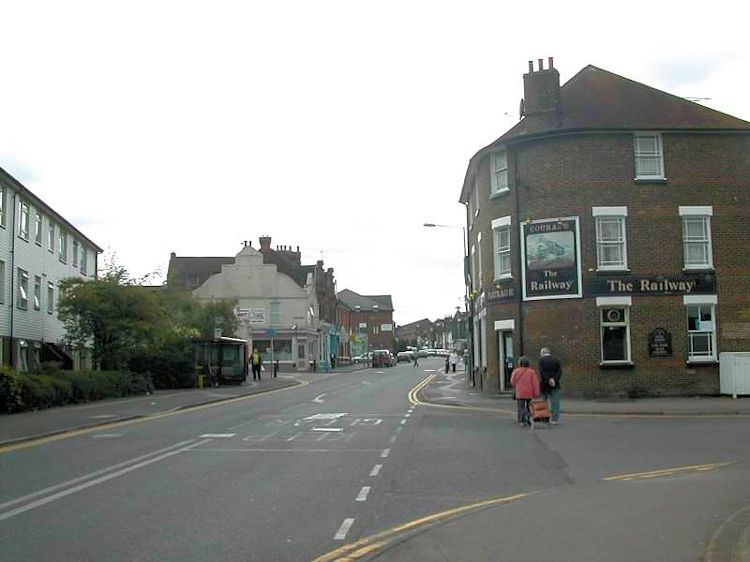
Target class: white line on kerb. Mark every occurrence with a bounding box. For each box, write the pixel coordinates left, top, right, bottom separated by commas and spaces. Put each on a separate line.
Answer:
356, 487, 371, 502
370, 464, 383, 476
334, 518, 355, 540
381, 448, 391, 458
0, 439, 211, 522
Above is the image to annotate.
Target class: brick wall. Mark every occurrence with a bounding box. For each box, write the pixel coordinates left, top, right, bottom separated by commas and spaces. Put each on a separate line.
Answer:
471, 132, 750, 397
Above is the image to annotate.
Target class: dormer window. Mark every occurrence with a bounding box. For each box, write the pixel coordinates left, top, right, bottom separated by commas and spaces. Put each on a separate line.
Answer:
634, 133, 665, 180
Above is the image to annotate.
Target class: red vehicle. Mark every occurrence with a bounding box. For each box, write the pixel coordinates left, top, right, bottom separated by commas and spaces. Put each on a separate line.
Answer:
372, 350, 392, 368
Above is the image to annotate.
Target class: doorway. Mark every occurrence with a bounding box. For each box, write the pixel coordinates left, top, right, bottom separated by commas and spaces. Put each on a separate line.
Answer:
497, 330, 514, 391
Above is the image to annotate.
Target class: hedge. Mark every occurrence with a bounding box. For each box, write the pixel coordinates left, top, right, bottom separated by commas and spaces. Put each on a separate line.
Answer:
0, 367, 153, 414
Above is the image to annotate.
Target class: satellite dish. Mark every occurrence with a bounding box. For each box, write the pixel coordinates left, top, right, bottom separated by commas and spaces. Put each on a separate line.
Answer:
519, 98, 525, 119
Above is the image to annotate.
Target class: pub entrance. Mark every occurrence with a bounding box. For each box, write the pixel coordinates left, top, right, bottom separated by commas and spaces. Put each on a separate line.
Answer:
495, 320, 515, 392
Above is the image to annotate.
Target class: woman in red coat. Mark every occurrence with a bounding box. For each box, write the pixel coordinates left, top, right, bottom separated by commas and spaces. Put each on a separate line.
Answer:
510, 356, 540, 427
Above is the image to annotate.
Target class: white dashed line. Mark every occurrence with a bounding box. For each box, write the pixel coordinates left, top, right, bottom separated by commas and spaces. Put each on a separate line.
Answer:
400, 419, 407, 425
356, 487, 371, 502
405, 413, 411, 417
370, 464, 382, 476
334, 518, 355, 540
389, 436, 397, 444
199, 433, 236, 438
381, 448, 391, 458
396, 427, 403, 433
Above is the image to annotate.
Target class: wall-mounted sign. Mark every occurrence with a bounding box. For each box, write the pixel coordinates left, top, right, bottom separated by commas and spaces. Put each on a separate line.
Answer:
585, 273, 715, 296
648, 328, 673, 357
381, 324, 393, 332
521, 217, 582, 301
248, 308, 266, 324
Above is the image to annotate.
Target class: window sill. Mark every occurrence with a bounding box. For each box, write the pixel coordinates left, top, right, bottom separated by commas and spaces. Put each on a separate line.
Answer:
18, 235, 29, 243
599, 361, 634, 370
686, 358, 718, 366
682, 267, 714, 273
494, 275, 513, 283
634, 178, 667, 185
490, 188, 510, 199
596, 268, 630, 274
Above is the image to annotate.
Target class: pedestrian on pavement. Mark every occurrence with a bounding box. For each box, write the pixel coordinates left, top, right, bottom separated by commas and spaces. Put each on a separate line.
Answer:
413, 353, 419, 368
251, 348, 263, 381
510, 356, 540, 427
539, 347, 562, 424
445, 355, 450, 374
450, 351, 458, 373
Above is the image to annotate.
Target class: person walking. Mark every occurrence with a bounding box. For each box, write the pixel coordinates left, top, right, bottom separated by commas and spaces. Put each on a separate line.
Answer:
413, 352, 419, 368
510, 356, 540, 427
450, 351, 458, 373
539, 347, 562, 424
251, 348, 263, 381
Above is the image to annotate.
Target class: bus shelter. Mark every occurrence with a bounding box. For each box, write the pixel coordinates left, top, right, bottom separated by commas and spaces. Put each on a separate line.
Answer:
193, 336, 248, 385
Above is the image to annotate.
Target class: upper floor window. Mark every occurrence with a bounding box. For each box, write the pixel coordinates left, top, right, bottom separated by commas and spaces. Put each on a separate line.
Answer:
490, 150, 509, 196
34, 276, 41, 310
492, 216, 511, 280
17, 268, 29, 310
679, 206, 713, 270
47, 222, 55, 253
0, 184, 5, 228
35, 214, 42, 245
73, 240, 79, 267
19, 201, 30, 240
59, 229, 67, 263
0, 260, 5, 304
477, 232, 483, 289
47, 282, 54, 314
81, 247, 88, 275
270, 301, 281, 326
471, 244, 477, 291
469, 180, 479, 227
593, 207, 628, 271
634, 133, 665, 180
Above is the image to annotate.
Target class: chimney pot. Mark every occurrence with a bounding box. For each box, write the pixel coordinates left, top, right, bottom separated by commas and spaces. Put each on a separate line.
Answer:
528, 60, 534, 73
538, 58, 544, 71
548, 56, 554, 69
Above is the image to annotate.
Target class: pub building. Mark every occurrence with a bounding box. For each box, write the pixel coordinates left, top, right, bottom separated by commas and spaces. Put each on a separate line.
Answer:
459, 58, 750, 397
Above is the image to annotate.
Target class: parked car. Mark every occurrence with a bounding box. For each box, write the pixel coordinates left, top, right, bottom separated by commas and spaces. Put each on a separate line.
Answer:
396, 351, 413, 362
353, 352, 372, 363
372, 350, 392, 368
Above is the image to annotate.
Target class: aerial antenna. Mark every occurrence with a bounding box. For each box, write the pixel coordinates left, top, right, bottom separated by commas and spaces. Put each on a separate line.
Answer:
685, 97, 712, 102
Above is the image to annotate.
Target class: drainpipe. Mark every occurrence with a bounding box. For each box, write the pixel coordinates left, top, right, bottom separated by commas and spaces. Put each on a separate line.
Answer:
9, 191, 17, 368
513, 150, 525, 357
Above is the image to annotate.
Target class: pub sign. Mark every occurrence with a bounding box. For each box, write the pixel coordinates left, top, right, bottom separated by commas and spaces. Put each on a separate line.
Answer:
520, 217, 582, 301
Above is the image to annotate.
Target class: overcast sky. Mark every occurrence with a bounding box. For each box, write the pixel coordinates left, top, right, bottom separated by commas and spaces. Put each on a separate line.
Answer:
1, 1, 748, 325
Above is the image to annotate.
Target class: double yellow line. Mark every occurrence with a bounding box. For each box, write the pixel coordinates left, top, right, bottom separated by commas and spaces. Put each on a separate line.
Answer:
604, 461, 735, 481
312, 493, 526, 562
407, 374, 435, 405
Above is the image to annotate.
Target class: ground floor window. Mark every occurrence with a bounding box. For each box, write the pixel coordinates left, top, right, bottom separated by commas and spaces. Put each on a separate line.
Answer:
687, 304, 716, 361
600, 307, 631, 363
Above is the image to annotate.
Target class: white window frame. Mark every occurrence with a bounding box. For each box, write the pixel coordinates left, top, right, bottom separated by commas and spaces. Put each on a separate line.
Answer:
684, 295, 718, 363
47, 282, 54, 314
17, 268, 29, 310
471, 244, 477, 291
47, 221, 55, 253
73, 240, 79, 267
0, 260, 5, 304
679, 206, 713, 270
490, 150, 509, 196
59, 229, 67, 263
35, 213, 42, 245
270, 301, 281, 327
477, 232, 483, 289
597, 296, 632, 364
18, 201, 30, 240
634, 132, 665, 180
81, 247, 88, 275
593, 207, 628, 271
0, 184, 5, 228
33, 275, 41, 311
492, 216, 512, 280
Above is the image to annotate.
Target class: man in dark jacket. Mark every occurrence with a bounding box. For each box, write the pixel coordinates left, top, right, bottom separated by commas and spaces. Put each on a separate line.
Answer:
539, 347, 562, 424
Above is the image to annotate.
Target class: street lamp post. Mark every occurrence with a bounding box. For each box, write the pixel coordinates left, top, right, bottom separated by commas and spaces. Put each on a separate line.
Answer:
423, 222, 473, 384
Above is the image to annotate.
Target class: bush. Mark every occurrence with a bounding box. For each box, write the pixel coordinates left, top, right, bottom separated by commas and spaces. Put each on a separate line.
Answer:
130, 349, 195, 390
0, 368, 154, 414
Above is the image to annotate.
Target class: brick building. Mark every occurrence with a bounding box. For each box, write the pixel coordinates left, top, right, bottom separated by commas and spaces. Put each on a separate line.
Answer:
460, 59, 750, 397
337, 289, 394, 356
394, 318, 433, 349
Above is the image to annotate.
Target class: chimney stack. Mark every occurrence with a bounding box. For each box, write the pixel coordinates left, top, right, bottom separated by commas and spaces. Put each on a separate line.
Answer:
522, 56, 560, 117
259, 235, 272, 251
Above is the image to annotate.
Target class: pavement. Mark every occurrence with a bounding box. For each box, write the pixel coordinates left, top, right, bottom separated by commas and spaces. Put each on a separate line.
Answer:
0, 363, 366, 447
418, 366, 750, 417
